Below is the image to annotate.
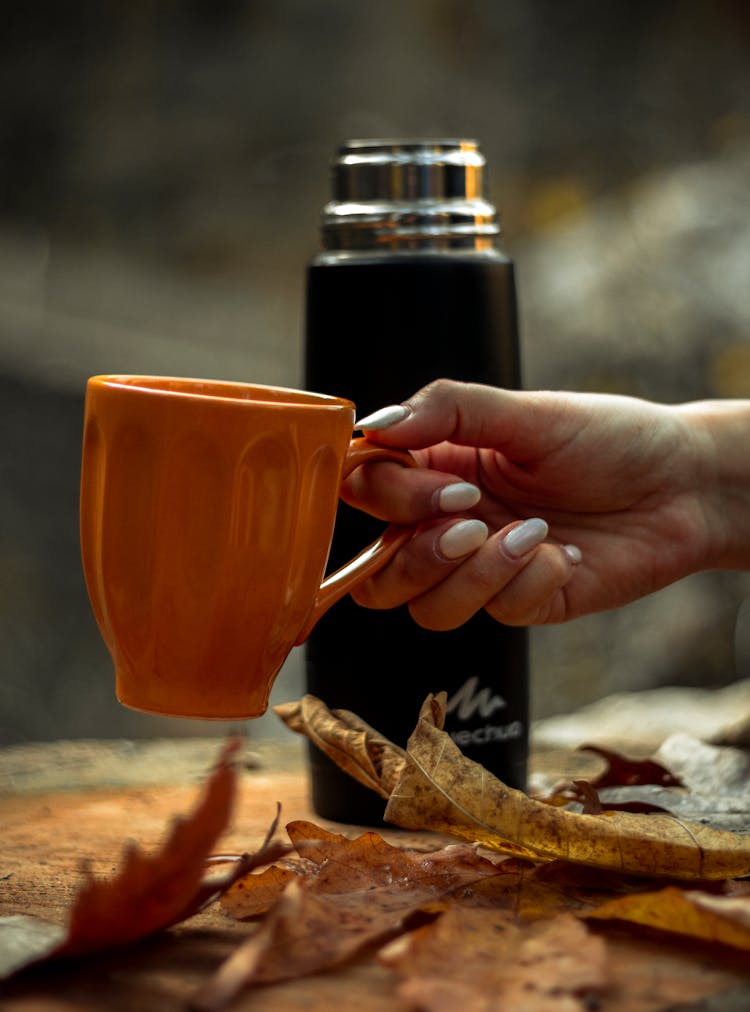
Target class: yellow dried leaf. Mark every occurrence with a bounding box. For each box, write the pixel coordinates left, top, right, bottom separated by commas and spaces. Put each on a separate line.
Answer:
274, 695, 405, 798
464, 858, 640, 922
384, 695, 750, 880
586, 887, 750, 950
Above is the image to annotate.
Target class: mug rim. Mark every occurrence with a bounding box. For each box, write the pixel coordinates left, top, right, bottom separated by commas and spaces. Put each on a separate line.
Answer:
87, 374, 355, 411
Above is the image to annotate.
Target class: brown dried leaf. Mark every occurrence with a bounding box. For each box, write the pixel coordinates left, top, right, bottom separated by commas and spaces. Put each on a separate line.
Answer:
273, 695, 406, 798
580, 744, 683, 788
218, 821, 351, 919
60, 738, 241, 955
385, 694, 750, 880
220, 863, 299, 920
284, 818, 354, 861
0, 739, 276, 979
586, 887, 750, 950
564, 779, 671, 816
463, 857, 644, 922
221, 821, 405, 920
195, 822, 504, 1010
379, 907, 609, 1012
571, 779, 604, 814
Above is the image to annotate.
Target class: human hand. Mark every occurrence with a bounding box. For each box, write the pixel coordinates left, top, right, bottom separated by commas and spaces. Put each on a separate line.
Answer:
343, 379, 738, 628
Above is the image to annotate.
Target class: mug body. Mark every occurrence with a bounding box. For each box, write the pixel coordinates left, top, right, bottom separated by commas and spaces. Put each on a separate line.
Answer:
80, 376, 355, 718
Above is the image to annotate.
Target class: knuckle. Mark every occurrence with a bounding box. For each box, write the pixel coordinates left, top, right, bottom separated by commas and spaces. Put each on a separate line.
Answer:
486, 597, 532, 627
415, 377, 468, 410
486, 548, 569, 626
397, 547, 442, 588
350, 578, 395, 610
466, 554, 503, 596
408, 599, 458, 632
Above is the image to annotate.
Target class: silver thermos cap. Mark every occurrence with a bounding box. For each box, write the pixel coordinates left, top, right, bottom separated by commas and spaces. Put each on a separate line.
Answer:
321, 138, 501, 251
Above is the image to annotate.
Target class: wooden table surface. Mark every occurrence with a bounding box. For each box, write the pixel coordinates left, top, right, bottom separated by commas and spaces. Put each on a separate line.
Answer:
1, 737, 749, 1011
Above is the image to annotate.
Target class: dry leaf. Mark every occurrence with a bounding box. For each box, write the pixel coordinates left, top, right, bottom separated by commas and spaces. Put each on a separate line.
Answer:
276, 694, 750, 878
196, 821, 504, 1010
379, 906, 609, 1012
60, 738, 241, 955
384, 694, 750, 880
284, 818, 356, 862
221, 820, 402, 919
579, 744, 683, 789
586, 887, 750, 950
563, 779, 671, 816
220, 863, 300, 919
463, 857, 645, 923
274, 695, 406, 798
0, 739, 282, 979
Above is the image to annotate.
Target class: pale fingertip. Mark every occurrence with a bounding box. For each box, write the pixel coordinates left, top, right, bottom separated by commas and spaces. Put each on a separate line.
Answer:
501, 517, 549, 560
563, 544, 583, 565
437, 481, 482, 512
439, 519, 489, 560
355, 404, 411, 430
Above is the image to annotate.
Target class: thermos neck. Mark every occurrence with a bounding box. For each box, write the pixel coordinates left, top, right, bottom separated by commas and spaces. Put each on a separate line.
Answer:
320, 139, 501, 252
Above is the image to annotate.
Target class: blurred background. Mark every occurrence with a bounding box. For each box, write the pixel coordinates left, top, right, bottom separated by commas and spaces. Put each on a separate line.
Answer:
2, 0, 749, 746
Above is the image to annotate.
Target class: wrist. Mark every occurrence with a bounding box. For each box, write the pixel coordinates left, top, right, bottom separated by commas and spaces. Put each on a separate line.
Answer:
676, 400, 750, 571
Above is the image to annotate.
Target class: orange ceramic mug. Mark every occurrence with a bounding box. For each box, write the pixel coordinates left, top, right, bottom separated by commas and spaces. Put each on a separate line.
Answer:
80, 375, 416, 719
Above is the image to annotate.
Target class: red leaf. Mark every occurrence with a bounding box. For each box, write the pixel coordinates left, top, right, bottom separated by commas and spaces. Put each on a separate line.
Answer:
1, 739, 249, 980
580, 744, 683, 788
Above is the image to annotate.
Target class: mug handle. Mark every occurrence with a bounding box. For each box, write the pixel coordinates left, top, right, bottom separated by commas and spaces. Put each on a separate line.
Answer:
294, 437, 418, 644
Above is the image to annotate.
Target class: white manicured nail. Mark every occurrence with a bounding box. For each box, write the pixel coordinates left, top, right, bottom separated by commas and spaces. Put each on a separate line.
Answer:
564, 544, 583, 565
355, 404, 411, 430
437, 482, 482, 512
502, 518, 549, 559
439, 519, 489, 560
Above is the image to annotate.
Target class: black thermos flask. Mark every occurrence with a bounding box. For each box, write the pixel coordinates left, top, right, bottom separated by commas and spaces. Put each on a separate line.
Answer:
304, 139, 527, 825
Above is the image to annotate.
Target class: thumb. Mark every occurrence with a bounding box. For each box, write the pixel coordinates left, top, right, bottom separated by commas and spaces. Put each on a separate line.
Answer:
356, 378, 575, 460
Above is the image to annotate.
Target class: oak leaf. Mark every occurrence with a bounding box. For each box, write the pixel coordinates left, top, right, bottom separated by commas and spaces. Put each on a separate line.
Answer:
220, 863, 299, 920
379, 906, 609, 1012
580, 744, 683, 789
197, 820, 504, 1010
562, 779, 671, 816
586, 887, 750, 950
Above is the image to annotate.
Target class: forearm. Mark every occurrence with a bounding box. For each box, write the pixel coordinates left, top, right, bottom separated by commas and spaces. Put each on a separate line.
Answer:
677, 400, 750, 571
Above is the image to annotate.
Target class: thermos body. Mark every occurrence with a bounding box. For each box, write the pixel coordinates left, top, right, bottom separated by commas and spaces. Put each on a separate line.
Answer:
303, 140, 528, 825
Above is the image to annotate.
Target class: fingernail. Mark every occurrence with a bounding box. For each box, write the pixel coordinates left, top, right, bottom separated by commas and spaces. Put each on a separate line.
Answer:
355, 404, 411, 430
502, 518, 549, 559
563, 544, 583, 565
437, 482, 481, 512
439, 519, 489, 560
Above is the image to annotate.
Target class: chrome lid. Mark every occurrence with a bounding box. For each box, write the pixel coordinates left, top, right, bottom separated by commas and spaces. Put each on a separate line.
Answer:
320, 139, 500, 251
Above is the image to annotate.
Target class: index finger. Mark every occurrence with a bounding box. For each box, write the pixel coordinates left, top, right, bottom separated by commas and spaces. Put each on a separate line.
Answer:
341, 458, 481, 525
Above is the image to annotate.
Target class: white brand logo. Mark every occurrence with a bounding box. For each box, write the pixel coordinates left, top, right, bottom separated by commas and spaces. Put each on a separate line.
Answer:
445, 676, 507, 721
